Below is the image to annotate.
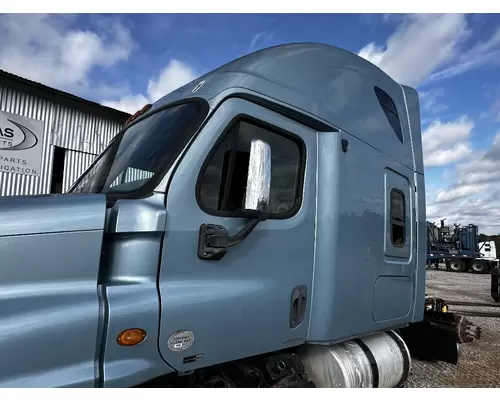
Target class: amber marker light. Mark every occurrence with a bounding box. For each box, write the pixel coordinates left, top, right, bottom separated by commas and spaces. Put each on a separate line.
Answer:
117, 328, 147, 347
124, 103, 152, 126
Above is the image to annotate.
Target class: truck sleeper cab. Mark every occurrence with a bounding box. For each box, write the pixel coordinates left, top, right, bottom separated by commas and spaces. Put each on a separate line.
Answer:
0, 43, 428, 388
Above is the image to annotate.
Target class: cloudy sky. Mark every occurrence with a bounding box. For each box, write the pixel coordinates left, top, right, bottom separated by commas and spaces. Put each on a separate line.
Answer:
1, 13, 500, 232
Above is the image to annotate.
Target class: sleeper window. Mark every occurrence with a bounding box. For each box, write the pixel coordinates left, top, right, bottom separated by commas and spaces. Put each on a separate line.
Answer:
198, 120, 303, 217
374, 86, 404, 144
390, 189, 405, 247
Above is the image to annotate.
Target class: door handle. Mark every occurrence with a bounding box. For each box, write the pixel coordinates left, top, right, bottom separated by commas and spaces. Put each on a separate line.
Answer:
290, 285, 307, 329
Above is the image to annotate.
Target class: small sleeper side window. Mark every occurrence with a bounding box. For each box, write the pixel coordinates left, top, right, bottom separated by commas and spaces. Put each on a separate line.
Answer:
374, 86, 404, 144
390, 189, 405, 247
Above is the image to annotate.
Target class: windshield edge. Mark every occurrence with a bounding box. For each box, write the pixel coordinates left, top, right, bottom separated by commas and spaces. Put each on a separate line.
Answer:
68, 97, 210, 199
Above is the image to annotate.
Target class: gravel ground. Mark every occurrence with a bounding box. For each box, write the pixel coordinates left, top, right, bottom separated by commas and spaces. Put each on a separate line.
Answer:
404, 268, 500, 388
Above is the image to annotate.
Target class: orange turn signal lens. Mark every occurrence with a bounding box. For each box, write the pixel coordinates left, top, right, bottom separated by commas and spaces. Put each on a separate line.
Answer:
117, 328, 147, 347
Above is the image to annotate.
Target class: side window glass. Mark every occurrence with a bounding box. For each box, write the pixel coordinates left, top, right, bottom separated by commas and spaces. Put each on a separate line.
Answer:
390, 189, 405, 247
198, 119, 303, 217
374, 86, 404, 143
197, 127, 236, 211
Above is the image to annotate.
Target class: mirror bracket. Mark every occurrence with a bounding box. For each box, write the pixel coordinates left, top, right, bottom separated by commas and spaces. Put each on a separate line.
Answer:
197, 219, 262, 261
197, 223, 229, 261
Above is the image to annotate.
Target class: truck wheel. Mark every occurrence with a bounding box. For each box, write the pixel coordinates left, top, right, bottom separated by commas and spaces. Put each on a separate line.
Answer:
449, 259, 466, 273
471, 261, 490, 274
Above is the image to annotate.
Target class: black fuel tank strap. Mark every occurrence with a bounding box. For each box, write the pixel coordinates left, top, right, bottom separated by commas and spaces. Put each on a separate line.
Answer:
353, 338, 379, 388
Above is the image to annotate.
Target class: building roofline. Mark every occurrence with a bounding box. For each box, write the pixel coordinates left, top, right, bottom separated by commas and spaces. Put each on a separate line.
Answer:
0, 69, 131, 122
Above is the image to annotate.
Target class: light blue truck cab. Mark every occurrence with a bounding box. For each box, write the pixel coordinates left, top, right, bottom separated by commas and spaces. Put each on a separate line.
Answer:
0, 43, 443, 388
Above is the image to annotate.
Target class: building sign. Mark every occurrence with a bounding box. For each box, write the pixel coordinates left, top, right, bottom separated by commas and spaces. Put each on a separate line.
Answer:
0, 110, 45, 177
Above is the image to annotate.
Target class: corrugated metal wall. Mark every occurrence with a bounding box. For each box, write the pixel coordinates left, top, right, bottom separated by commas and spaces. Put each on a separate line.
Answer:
62, 150, 97, 193
109, 168, 154, 188
0, 83, 124, 196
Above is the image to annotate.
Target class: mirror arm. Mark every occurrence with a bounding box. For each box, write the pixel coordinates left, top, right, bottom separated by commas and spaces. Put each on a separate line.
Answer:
228, 218, 260, 247
198, 138, 271, 261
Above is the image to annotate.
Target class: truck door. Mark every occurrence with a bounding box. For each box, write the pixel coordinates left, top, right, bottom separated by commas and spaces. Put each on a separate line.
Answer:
157, 98, 317, 371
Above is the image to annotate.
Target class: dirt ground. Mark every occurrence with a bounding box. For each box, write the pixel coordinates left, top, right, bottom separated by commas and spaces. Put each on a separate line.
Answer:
404, 268, 500, 388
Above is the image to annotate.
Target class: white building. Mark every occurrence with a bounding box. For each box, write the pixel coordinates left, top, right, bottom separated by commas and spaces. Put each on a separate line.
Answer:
0, 69, 130, 196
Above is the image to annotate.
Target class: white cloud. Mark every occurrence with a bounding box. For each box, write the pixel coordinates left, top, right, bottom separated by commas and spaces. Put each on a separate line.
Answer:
427, 27, 500, 84
490, 98, 500, 122
249, 31, 275, 52
102, 59, 199, 114
420, 118, 500, 232
0, 14, 133, 96
101, 94, 150, 116
422, 116, 474, 167
425, 129, 500, 234
434, 183, 488, 204
418, 88, 448, 117
426, 195, 500, 235
358, 14, 500, 88
424, 143, 473, 167
147, 60, 198, 102
0, 14, 200, 114
358, 14, 469, 86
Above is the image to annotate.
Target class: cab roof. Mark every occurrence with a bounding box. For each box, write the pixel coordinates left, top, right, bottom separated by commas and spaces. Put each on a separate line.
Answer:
152, 43, 423, 173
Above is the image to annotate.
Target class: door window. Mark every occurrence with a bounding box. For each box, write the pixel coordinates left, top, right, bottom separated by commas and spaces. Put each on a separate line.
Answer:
197, 119, 305, 219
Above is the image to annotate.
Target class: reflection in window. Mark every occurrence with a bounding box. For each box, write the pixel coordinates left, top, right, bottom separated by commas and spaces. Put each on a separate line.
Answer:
390, 189, 405, 247
374, 86, 404, 143
70, 102, 202, 194
199, 120, 303, 217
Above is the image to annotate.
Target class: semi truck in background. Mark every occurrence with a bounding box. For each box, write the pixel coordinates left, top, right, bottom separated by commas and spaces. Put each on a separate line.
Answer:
0, 43, 466, 388
427, 219, 498, 274
478, 240, 497, 262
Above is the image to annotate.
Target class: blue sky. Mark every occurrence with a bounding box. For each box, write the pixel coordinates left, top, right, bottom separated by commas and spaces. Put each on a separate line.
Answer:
1, 13, 500, 232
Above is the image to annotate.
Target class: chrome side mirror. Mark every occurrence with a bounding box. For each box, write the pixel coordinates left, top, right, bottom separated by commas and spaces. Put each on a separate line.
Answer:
244, 139, 271, 220
197, 138, 272, 261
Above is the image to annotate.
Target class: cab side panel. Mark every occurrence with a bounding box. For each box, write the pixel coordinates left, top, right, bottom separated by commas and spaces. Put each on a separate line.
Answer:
308, 130, 416, 342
